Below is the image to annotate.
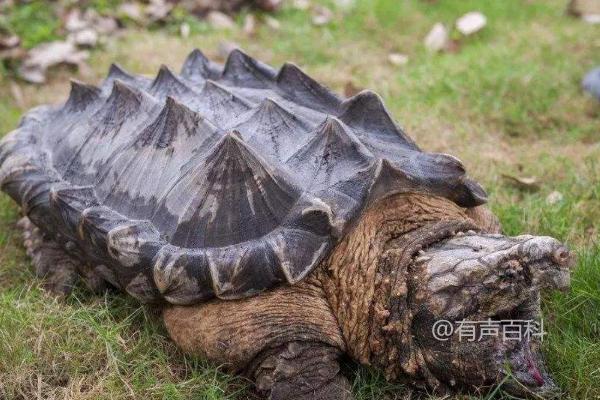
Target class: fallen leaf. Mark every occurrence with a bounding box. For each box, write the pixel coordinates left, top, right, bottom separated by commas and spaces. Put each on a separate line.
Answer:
501, 174, 540, 191
456, 11, 487, 35
0, 34, 19, 49
582, 14, 600, 23
9, 81, 25, 109
243, 14, 257, 36
69, 29, 98, 47
424, 23, 449, 52
0, 46, 25, 61
65, 9, 118, 38
18, 41, 89, 84
546, 191, 564, 205
292, 0, 311, 10
64, 9, 89, 32
445, 39, 462, 53
180, 22, 191, 38
77, 60, 93, 79
207, 11, 236, 30
118, 2, 145, 23
94, 15, 119, 35
312, 6, 333, 26
388, 53, 408, 66
568, 0, 600, 23
146, 0, 173, 22
264, 16, 281, 30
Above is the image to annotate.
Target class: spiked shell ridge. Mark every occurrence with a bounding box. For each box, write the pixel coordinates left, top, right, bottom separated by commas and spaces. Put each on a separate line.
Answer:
0, 49, 486, 304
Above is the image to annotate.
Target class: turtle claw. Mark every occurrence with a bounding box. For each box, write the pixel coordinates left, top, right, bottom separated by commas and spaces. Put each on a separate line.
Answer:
251, 341, 354, 400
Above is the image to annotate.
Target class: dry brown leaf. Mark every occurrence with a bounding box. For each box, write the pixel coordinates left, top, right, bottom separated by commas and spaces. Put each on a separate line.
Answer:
292, 0, 310, 10
18, 41, 89, 84
388, 53, 408, 66
0, 46, 25, 61
445, 39, 462, 54
146, 0, 173, 22
64, 9, 89, 32
94, 15, 119, 35
264, 16, 281, 30
118, 2, 145, 23
9, 82, 25, 109
207, 11, 236, 30
69, 29, 98, 47
568, 0, 600, 23
334, 0, 355, 10
0, 34, 20, 50
312, 6, 333, 26
180, 23, 191, 38
67, 8, 117, 37
501, 174, 540, 191
456, 11, 487, 35
243, 14, 257, 36
546, 191, 564, 205
424, 23, 448, 52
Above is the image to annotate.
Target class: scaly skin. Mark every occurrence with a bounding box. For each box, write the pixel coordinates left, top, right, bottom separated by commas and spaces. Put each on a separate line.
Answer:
19, 193, 574, 399
17, 217, 108, 294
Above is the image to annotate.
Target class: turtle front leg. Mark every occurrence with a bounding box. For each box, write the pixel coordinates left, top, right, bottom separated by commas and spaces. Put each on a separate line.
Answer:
163, 277, 351, 400
250, 341, 353, 400
16, 217, 107, 295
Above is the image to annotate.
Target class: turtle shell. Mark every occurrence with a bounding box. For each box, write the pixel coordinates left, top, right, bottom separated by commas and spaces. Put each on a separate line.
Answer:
0, 49, 486, 304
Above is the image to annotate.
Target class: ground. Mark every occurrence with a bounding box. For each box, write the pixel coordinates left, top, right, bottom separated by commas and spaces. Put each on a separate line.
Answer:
0, 0, 599, 399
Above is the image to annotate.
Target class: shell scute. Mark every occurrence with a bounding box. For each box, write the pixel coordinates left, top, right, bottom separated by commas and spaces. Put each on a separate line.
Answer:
107, 221, 163, 267
49, 183, 100, 240
102, 63, 151, 94
150, 65, 198, 101
153, 245, 214, 304
167, 132, 302, 248
222, 48, 277, 88
180, 48, 220, 83
64, 80, 102, 112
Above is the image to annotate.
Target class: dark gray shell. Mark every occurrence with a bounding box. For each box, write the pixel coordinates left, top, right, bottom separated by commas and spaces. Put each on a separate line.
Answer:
0, 49, 486, 304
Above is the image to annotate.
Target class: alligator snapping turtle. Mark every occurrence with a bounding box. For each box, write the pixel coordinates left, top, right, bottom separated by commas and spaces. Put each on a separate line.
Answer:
0, 48, 574, 399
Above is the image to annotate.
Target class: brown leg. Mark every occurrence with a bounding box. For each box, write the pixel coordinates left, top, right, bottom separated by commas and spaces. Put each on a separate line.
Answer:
250, 341, 353, 400
17, 217, 108, 295
163, 277, 350, 400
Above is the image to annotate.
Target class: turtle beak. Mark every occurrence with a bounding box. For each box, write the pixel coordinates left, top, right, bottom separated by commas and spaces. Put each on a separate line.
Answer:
410, 231, 575, 396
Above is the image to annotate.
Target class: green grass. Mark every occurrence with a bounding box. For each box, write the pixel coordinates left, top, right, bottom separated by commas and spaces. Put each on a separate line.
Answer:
0, 0, 599, 398
1, 1, 61, 49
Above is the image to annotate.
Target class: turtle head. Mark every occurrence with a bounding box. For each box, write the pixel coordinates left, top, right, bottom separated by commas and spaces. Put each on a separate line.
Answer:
384, 198, 575, 397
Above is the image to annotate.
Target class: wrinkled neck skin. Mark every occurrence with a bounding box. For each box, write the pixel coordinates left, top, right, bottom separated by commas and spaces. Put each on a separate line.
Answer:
318, 194, 481, 381
317, 193, 572, 396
